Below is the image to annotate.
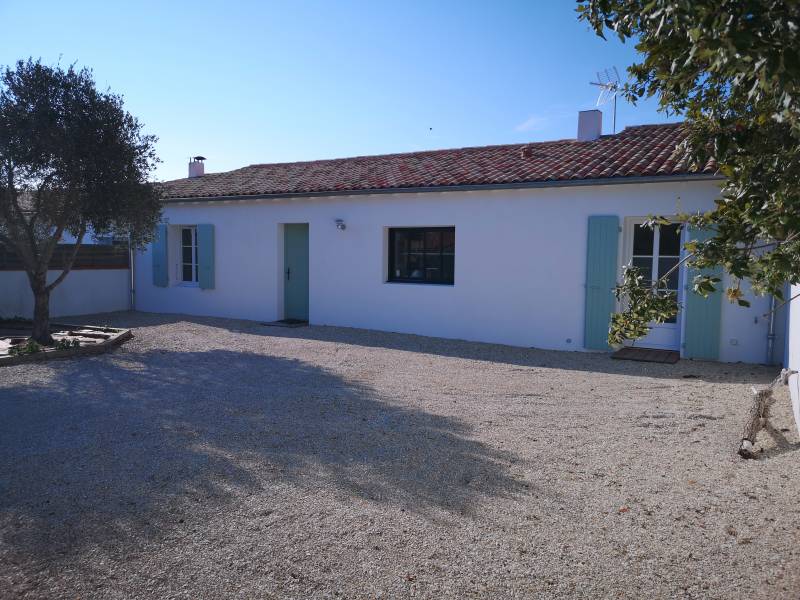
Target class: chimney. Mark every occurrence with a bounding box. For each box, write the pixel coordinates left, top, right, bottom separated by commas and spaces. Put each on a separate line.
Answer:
577, 110, 603, 142
188, 155, 206, 178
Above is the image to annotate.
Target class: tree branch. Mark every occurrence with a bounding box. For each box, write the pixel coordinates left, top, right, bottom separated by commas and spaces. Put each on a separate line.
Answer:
644, 249, 696, 292
748, 232, 800, 251
8, 183, 40, 260
45, 225, 85, 293
762, 290, 800, 318
1, 163, 41, 271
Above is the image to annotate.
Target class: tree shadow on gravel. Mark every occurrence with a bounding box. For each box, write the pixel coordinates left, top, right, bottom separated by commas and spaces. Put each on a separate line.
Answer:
73, 312, 780, 384
258, 328, 779, 384
0, 348, 530, 566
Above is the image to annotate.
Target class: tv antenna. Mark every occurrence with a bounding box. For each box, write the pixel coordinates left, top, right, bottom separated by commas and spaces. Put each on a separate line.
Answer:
590, 67, 621, 134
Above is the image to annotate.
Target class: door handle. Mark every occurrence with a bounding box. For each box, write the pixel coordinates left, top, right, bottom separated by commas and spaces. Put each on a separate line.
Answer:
286, 267, 291, 281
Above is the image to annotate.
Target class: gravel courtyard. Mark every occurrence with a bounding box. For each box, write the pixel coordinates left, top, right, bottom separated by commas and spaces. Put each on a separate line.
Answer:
1, 312, 799, 599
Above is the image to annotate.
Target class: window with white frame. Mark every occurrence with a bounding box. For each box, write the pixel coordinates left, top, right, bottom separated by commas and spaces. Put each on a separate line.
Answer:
181, 226, 198, 283
631, 222, 681, 323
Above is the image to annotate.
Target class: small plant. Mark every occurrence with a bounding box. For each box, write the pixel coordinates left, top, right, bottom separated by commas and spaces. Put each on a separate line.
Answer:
54, 338, 81, 350
8, 340, 42, 356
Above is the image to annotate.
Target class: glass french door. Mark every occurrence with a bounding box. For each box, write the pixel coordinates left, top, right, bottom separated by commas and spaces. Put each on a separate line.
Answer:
626, 221, 682, 350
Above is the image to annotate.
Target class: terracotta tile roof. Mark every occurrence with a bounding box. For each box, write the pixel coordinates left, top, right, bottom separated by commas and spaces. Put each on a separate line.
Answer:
161, 123, 717, 200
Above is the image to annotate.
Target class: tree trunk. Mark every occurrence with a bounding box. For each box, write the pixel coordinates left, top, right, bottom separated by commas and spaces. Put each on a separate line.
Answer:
30, 281, 53, 345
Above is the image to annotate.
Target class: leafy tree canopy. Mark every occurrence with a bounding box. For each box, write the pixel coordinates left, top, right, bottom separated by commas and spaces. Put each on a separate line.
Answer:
0, 59, 161, 342
577, 0, 800, 345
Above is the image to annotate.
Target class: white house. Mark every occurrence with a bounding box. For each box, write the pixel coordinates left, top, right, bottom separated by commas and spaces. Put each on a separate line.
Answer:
134, 111, 789, 365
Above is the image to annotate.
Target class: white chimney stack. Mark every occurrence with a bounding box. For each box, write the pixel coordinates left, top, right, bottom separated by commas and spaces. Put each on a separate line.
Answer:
188, 155, 206, 178
577, 110, 603, 142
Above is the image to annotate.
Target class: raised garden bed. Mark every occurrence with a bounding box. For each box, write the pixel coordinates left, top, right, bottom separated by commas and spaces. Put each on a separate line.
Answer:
0, 321, 132, 367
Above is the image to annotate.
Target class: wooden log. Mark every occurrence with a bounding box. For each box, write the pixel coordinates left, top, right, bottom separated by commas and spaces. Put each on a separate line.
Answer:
738, 386, 776, 459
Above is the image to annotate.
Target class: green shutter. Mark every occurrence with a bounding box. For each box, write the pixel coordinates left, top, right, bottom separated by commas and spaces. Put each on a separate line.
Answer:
197, 224, 215, 290
584, 216, 620, 350
152, 223, 168, 287
683, 228, 722, 360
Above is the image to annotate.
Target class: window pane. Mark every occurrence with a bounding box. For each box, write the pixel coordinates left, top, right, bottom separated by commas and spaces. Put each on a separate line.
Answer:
182, 264, 193, 282
442, 254, 455, 283
631, 256, 652, 281
393, 230, 422, 279
658, 257, 680, 289
633, 225, 654, 256
442, 230, 455, 252
393, 230, 408, 251
393, 252, 407, 279
424, 252, 441, 281
407, 252, 424, 279
393, 231, 408, 255
182, 228, 192, 245
391, 231, 403, 278
424, 230, 442, 251
182, 246, 193, 263
658, 293, 679, 323
408, 231, 424, 252
659, 223, 681, 256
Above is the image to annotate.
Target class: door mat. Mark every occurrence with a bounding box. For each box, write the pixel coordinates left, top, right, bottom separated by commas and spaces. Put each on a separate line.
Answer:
611, 346, 680, 364
261, 319, 308, 328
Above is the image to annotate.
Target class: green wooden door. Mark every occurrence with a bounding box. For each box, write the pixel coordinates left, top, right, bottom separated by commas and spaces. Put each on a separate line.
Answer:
284, 224, 309, 321
683, 228, 722, 360
584, 216, 620, 350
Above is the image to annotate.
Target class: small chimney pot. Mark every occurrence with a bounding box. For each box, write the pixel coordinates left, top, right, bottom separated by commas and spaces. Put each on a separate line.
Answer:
577, 110, 603, 142
188, 156, 205, 178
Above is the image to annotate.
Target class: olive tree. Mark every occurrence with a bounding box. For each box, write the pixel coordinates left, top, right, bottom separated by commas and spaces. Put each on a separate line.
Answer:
577, 0, 800, 344
0, 59, 161, 343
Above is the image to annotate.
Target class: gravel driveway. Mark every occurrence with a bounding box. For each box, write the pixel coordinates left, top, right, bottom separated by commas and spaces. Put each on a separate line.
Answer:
1, 312, 799, 599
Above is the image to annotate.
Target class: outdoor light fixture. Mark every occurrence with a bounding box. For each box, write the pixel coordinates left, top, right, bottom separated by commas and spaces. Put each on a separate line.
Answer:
335, 219, 346, 231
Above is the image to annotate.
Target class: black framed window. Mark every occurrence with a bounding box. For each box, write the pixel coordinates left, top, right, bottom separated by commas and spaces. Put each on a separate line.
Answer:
388, 227, 455, 284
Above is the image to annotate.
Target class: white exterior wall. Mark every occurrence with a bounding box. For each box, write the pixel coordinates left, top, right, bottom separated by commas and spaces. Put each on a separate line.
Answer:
718, 277, 786, 365
135, 180, 779, 364
0, 270, 130, 318
787, 284, 800, 370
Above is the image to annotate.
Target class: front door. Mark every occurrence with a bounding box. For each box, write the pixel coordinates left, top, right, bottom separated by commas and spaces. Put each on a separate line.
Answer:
283, 223, 309, 321
625, 220, 682, 350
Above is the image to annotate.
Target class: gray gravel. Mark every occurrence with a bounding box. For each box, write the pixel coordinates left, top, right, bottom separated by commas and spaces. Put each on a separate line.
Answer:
1, 311, 799, 599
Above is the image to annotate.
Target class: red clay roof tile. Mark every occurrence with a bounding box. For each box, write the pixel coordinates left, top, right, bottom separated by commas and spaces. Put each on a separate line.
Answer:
161, 122, 717, 200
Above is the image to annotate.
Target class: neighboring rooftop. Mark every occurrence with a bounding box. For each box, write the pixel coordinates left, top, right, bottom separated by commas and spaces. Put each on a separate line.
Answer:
161, 122, 718, 201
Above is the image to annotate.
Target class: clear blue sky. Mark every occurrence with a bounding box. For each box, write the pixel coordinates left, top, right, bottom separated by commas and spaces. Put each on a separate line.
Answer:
0, 1, 678, 181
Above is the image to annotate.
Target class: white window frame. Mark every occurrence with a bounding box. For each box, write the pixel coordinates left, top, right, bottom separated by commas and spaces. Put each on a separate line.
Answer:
180, 226, 199, 285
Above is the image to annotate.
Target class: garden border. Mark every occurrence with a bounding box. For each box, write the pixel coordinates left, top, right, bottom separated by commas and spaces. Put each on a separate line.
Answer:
0, 323, 132, 367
